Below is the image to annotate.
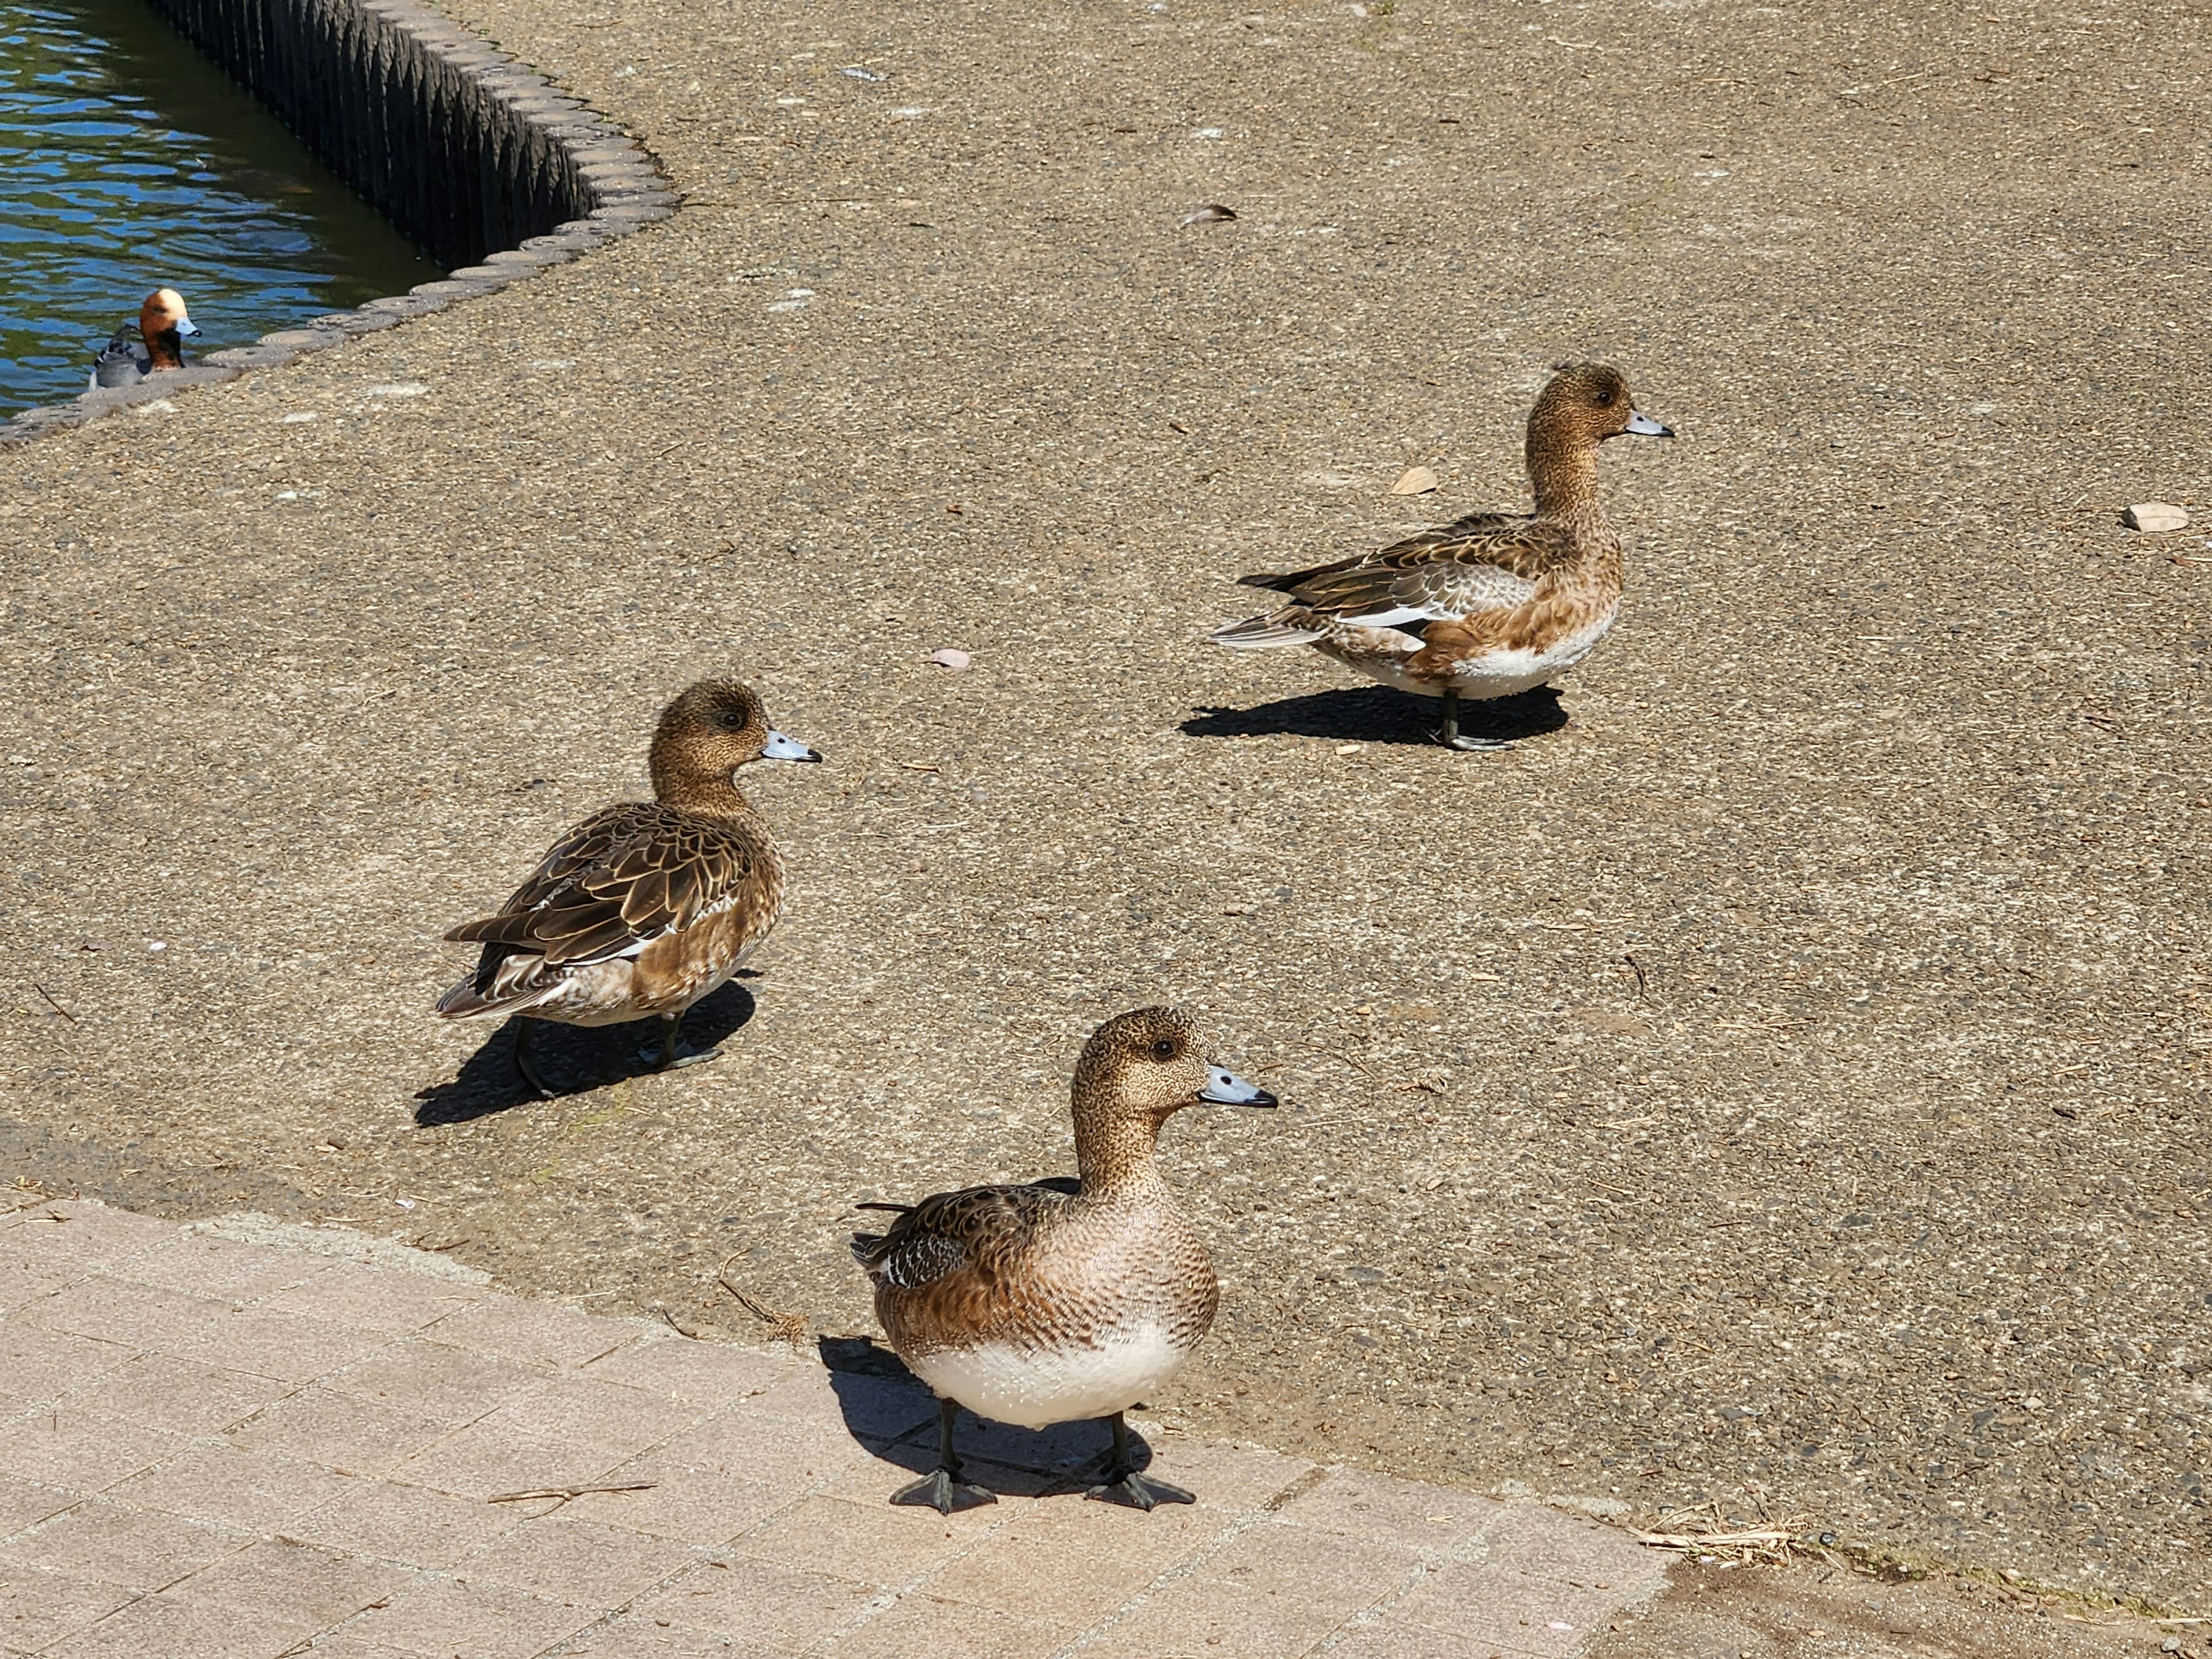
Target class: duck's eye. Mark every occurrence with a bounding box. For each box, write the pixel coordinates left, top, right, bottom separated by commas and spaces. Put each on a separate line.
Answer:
1150, 1037, 1178, 1062
1594, 389, 1614, 406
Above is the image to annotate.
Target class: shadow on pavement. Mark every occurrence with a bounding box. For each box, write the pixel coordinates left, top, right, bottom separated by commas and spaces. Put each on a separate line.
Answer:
817, 1334, 1159, 1500
412, 978, 757, 1126
1182, 683, 1567, 747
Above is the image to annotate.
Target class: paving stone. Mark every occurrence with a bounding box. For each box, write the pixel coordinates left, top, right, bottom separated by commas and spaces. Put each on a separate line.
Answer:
924, 1493, 1236, 1626
830, 1593, 1069, 1659
225, 1383, 455, 1476
550, 1615, 778, 1657
168, 1536, 411, 1627
0, 1205, 172, 1276
0, 1408, 190, 1495
1074, 1573, 1351, 1658
579, 1338, 791, 1407
255, 1260, 486, 1336
0, 1324, 135, 1406
726, 1493, 994, 1589
1276, 1465, 1508, 1561
1324, 1613, 1514, 1659
1392, 1563, 1626, 1657
1475, 1501, 1667, 1593
391, 1417, 624, 1501
492, 1373, 713, 1459
329, 1340, 543, 1424
819, 1450, 1062, 1509
16, 1277, 230, 1351
107, 1444, 359, 1533
0, 1259, 70, 1318
646, 1408, 876, 1494
460, 1513, 698, 1608
560, 1456, 786, 1547
628, 1555, 874, 1649
38, 1587, 314, 1658
742, 1369, 935, 1443
70, 1357, 291, 1438
1194, 1517, 1423, 1615
289, 1479, 520, 1571
1138, 1437, 1315, 1512
166, 1309, 388, 1384
344, 1573, 599, 1658
121, 1236, 317, 1303
0, 1472, 81, 1540
0, 1561, 134, 1653
0, 1498, 246, 1592
431, 1296, 632, 1371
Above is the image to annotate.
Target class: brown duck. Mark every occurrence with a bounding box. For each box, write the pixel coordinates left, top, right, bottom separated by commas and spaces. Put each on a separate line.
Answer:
434, 681, 820, 1096
852, 1006, 1276, 1514
1211, 362, 1672, 750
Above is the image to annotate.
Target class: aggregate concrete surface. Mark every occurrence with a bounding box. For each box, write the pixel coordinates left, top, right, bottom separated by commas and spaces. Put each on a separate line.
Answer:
2, 0, 2206, 1628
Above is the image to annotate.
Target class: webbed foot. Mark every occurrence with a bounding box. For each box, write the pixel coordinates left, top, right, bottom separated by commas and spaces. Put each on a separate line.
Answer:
643, 1040, 724, 1071
1443, 733, 1516, 752
1086, 1469, 1196, 1511
890, 1468, 999, 1514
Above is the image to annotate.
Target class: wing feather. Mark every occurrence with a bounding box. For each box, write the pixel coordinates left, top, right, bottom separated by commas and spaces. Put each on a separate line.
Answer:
850, 1183, 1066, 1292
1219, 513, 1573, 638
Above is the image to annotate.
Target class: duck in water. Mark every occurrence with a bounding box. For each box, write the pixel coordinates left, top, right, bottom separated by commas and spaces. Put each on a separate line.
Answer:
90, 288, 200, 388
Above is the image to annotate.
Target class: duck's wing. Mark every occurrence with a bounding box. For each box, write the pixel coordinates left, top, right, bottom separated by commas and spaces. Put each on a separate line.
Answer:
849, 1183, 1066, 1290
444, 801, 768, 968
1233, 513, 1574, 627
89, 325, 147, 389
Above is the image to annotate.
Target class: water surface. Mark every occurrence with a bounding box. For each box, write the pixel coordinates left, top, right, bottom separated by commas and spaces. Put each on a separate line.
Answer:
0, 0, 443, 417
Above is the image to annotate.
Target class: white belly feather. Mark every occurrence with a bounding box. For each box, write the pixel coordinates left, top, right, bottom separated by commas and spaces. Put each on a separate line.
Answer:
907, 1322, 1193, 1429
1331, 608, 1616, 701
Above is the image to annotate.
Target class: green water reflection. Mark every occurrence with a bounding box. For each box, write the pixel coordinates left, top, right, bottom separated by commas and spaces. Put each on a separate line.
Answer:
0, 0, 444, 416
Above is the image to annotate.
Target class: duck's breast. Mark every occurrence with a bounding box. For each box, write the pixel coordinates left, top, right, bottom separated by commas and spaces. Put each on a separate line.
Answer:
906, 1316, 1198, 1430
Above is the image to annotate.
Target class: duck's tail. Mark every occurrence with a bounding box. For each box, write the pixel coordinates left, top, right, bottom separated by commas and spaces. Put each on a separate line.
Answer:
431, 944, 568, 1020
1209, 612, 1327, 649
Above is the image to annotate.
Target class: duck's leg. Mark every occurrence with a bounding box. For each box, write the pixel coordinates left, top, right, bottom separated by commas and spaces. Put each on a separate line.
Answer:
513, 1019, 556, 1099
1086, 1412, 1195, 1510
891, 1398, 998, 1514
1437, 687, 1514, 753
642, 1010, 722, 1071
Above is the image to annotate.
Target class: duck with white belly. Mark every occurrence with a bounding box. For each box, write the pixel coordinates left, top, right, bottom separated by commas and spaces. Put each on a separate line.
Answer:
851, 1006, 1277, 1513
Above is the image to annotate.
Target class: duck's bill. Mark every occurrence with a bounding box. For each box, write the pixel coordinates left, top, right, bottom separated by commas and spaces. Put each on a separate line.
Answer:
762, 730, 822, 762
1200, 1066, 1278, 1108
1624, 409, 1672, 437
175, 316, 201, 337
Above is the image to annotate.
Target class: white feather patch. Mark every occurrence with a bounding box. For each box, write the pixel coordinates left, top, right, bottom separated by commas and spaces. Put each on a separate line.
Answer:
908, 1324, 1194, 1429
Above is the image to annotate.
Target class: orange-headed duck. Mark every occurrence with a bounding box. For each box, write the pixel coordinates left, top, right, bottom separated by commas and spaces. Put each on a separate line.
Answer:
90, 288, 200, 389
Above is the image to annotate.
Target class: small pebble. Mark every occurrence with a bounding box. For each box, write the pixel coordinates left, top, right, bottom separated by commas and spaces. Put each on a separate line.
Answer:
1390, 465, 1440, 495
929, 647, 971, 671
2122, 501, 2188, 533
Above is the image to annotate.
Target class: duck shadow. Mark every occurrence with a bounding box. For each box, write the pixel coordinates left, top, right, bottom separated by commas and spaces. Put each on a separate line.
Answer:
1182, 683, 1568, 747
411, 979, 758, 1127
817, 1336, 1160, 1499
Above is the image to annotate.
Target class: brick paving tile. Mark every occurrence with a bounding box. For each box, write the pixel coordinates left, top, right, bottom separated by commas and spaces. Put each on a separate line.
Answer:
727, 1494, 995, 1589
0, 1260, 69, 1318
0, 1562, 134, 1654
0, 1498, 247, 1592
168, 1535, 412, 1627
923, 1495, 1236, 1626
108, 1444, 360, 1533
430, 1297, 636, 1372
390, 1418, 624, 1502
460, 1513, 698, 1608
742, 1370, 935, 1445
166, 1309, 388, 1385
492, 1374, 713, 1460
1393, 1563, 1627, 1658
1074, 1573, 1353, 1659
560, 1458, 789, 1547
39, 1588, 313, 1659
1324, 1613, 1516, 1659
120, 1236, 317, 1303
1139, 1437, 1315, 1512
829, 1593, 1070, 1659
0, 1325, 134, 1406
817, 1451, 1062, 1509
255, 1261, 487, 1336
1193, 1517, 1423, 1615
225, 1384, 455, 1476
551, 1613, 779, 1657
343, 1573, 601, 1659
1475, 1501, 1668, 1594
0, 1406, 189, 1494
646, 1409, 877, 1493
16, 1276, 232, 1351
578, 1339, 792, 1407
629, 1555, 875, 1649
0, 1207, 170, 1276
0, 1473, 81, 1539
67, 1356, 290, 1438
325, 1340, 543, 1425
287, 1479, 520, 1571
1276, 1465, 1508, 1560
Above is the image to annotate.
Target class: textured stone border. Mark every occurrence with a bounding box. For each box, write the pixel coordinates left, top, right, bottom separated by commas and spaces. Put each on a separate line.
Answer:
1, 0, 671, 446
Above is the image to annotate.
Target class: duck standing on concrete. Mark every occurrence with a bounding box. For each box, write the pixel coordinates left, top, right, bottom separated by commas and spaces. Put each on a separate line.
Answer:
1210, 362, 1672, 750
434, 681, 821, 1096
89, 288, 201, 388
852, 1006, 1276, 1514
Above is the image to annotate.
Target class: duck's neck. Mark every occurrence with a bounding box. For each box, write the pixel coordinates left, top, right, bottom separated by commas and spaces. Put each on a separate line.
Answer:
1073, 1110, 1171, 1202
143, 328, 185, 372
649, 752, 753, 819
1527, 433, 1603, 524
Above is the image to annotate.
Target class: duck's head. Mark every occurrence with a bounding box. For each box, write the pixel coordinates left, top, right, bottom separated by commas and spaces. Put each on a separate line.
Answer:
1072, 1006, 1278, 1130
141, 287, 200, 344
1529, 362, 1671, 450
647, 680, 821, 803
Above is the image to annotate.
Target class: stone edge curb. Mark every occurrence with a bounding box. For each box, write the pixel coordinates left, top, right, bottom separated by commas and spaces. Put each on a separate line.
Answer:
0, 0, 672, 448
